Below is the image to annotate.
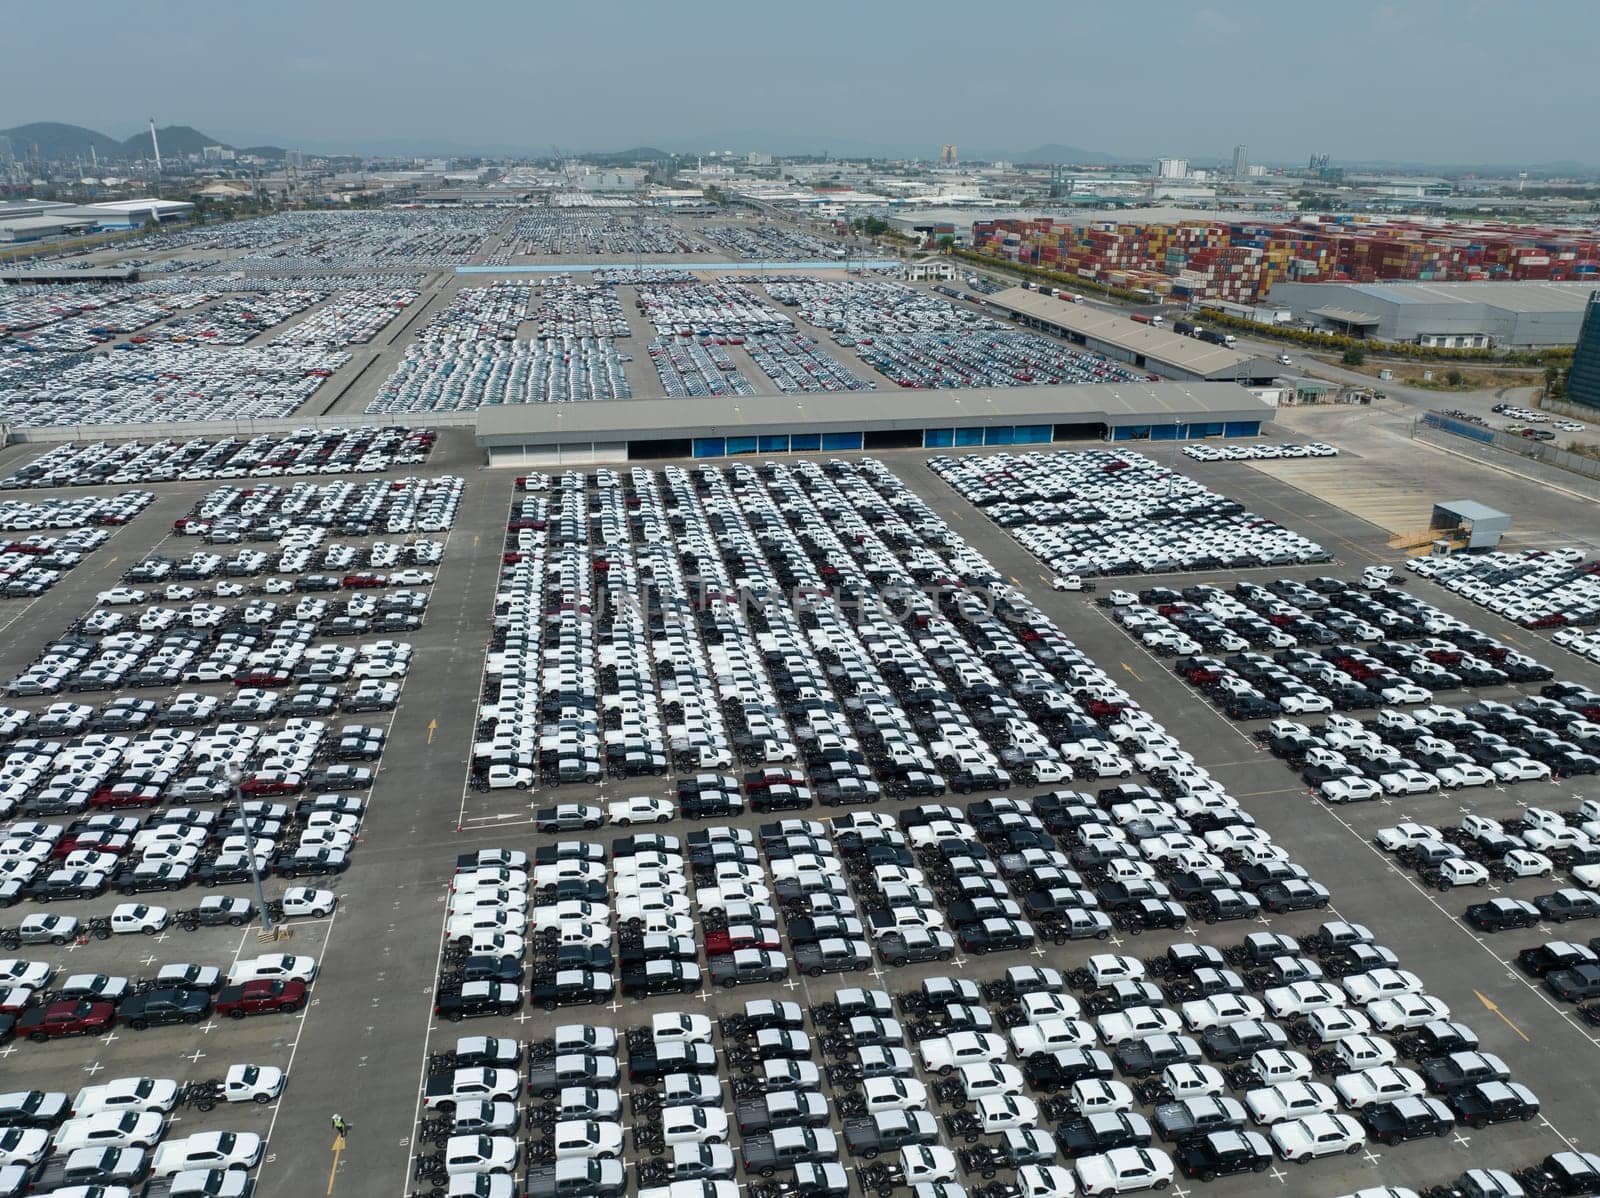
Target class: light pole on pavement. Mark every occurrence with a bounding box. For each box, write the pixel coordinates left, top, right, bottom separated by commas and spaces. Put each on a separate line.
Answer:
224, 765, 275, 935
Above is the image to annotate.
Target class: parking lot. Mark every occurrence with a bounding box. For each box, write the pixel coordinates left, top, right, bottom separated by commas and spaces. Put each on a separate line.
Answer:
0, 425, 1594, 1198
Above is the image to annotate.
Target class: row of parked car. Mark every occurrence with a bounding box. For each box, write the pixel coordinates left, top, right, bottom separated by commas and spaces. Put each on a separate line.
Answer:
2, 427, 436, 490
1182, 443, 1338, 462
1411, 547, 1600, 642
0, 1064, 279, 1194
931, 451, 1330, 578
369, 335, 633, 413
178, 474, 463, 540
0, 344, 351, 429
1260, 686, 1600, 805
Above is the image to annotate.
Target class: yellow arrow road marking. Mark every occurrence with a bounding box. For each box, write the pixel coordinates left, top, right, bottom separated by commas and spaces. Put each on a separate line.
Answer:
1474, 989, 1531, 1042
1121, 662, 1143, 683
327, 1134, 345, 1194
427, 718, 438, 745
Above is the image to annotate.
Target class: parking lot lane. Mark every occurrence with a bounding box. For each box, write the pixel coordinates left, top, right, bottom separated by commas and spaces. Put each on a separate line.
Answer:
0, 487, 197, 672
251, 471, 512, 1198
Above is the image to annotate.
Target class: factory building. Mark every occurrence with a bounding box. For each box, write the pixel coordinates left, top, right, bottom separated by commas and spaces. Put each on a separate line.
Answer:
1267, 280, 1597, 347
84, 198, 194, 228
473, 382, 1275, 467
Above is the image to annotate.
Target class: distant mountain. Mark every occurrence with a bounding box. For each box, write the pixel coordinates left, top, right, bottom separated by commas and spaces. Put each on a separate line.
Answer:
584, 146, 671, 166
120, 125, 228, 159
1, 121, 125, 162
1009, 143, 1122, 166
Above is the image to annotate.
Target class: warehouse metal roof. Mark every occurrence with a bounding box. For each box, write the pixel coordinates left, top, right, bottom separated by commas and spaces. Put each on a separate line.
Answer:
1308, 306, 1382, 326
1292, 281, 1598, 313
986, 288, 1258, 377
475, 381, 1273, 445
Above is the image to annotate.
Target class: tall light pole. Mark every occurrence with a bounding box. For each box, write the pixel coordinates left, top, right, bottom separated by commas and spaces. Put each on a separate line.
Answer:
224, 765, 275, 935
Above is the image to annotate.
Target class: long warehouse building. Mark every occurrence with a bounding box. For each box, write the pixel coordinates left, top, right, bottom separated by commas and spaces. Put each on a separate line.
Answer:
984, 288, 1279, 383
1266, 280, 1597, 347
474, 381, 1275, 466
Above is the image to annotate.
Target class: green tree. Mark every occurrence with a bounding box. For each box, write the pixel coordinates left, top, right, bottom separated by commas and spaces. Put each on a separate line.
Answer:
1341, 347, 1366, 366
1445, 368, 1464, 387
1545, 364, 1561, 396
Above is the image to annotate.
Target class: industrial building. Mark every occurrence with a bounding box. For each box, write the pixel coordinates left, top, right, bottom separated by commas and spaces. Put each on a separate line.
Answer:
1569, 290, 1600, 411
1267, 280, 1597, 347
83, 198, 194, 228
984, 288, 1278, 384
472, 382, 1275, 467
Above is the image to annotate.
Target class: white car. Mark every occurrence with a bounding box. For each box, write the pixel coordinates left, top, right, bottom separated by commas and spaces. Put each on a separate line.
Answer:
279, 887, 337, 918
96, 589, 148, 606
919, 1032, 1008, 1074
1343, 969, 1423, 1005
444, 1134, 519, 1176
1363, 991, 1452, 1030
552, 1119, 623, 1159
1333, 1066, 1426, 1109
72, 1077, 181, 1116
1320, 777, 1381, 804
606, 796, 674, 826
660, 1105, 730, 1146
1245, 1081, 1338, 1125
0, 960, 53, 988
1377, 770, 1439, 796
1374, 824, 1440, 853
223, 1064, 285, 1104
1491, 758, 1551, 783
228, 954, 318, 986
1437, 764, 1495, 790
1263, 982, 1346, 1019
1270, 1112, 1365, 1161
54, 1111, 166, 1152
0, 1127, 48, 1167
1180, 994, 1266, 1031
150, 1130, 264, 1177
1075, 1145, 1175, 1194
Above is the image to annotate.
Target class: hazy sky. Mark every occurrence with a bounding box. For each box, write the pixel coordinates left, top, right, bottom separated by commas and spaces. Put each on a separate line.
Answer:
8, 0, 1595, 165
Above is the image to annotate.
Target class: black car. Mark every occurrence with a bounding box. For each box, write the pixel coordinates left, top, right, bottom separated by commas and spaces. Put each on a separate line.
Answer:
1225, 695, 1281, 720
1545, 963, 1600, 1002
1176, 1130, 1273, 1180
1466, 898, 1543, 931
1201, 1022, 1288, 1063
529, 971, 613, 1010
1257, 881, 1331, 913
1537, 891, 1600, 923
1447, 1080, 1540, 1128
1057, 1112, 1152, 1156
459, 955, 523, 985
619, 961, 701, 998
1516, 943, 1594, 978
680, 793, 743, 819
1422, 1052, 1510, 1093
433, 981, 521, 1021
1023, 1048, 1113, 1092
1363, 1097, 1454, 1145
1115, 1034, 1202, 1078
117, 988, 211, 1030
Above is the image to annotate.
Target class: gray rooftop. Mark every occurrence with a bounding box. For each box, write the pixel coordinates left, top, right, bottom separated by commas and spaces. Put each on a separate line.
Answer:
1435, 499, 1510, 522
1294, 280, 1599, 313
475, 381, 1273, 445
987, 288, 1257, 376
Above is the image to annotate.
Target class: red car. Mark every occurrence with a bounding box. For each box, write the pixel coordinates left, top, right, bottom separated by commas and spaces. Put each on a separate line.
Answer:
53, 833, 132, 859
704, 924, 783, 957
341, 574, 386, 589
233, 672, 289, 688
215, 979, 307, 1018
17, 999, 115, 1041
239, 772, 304, 796
89, 786, 161, 810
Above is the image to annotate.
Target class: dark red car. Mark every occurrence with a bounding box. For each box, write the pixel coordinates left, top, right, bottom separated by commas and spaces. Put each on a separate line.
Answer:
704, 925, 783, 957
17, 1000, 115, 1042
341, 574, 386, 589
215, 979, 307, 1018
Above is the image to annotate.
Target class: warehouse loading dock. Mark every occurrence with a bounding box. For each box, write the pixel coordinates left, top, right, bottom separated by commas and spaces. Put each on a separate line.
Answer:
984, 288, 1277, 383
